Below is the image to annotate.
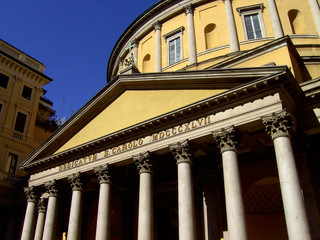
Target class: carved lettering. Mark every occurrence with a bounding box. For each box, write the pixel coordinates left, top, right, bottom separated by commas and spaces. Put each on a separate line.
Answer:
58, 116, 212, 172
152, 133, 158, 141
159, 131, 165, 139
172, 127, 177, 134
122, 143, 128, 151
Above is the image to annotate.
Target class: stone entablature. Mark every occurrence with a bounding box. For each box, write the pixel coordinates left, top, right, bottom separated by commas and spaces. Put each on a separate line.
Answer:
29, 92, 283, 186
21, 66, 300, 172
0, 39, 46, 74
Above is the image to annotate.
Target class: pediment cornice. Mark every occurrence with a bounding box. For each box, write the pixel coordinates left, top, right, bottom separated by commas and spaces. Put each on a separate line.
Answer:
20, 66, 302, 172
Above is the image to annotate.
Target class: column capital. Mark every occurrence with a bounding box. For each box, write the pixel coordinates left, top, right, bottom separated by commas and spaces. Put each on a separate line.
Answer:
24, 186, 37, 202
68, 172, 83, 191
212, 126, 239, 153
262, 110, 294, 140
184, 4, 194, 15
94, 164, 112, 184
133, 152, 153, 174
169, 140, 193, 164
38, 198, 47, 213
45, 180, 58, 197
153, 20, 162, 31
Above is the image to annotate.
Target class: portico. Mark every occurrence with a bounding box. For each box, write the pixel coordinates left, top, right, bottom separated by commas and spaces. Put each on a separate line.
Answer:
19, 66, 316, 240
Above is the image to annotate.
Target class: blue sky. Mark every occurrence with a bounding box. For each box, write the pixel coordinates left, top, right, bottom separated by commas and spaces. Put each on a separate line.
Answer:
0, 0, 156, 120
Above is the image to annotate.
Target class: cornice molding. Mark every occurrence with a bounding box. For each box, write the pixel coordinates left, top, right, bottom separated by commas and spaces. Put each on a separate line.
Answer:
20, 66, 302, 172
0, 53, 52, 84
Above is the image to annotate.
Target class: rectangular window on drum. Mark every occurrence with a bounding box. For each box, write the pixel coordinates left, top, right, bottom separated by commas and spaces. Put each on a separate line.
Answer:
244, 14, 262, 40
169, 37, 182, 65
236, 4, 266, 41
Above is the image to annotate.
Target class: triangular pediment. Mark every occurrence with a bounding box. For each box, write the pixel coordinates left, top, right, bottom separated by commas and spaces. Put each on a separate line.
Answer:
56, 89, 226, 153
21, 66, 293, 171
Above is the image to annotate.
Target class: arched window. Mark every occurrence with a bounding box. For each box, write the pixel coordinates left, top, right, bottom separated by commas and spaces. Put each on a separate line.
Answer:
288, 9, 306, 34
142, 54, 151, 73
204, 23, 217, 50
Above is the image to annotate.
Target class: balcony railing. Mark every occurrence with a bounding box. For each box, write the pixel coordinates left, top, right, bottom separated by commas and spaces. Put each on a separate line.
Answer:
0, 170, 22, 186
12, 131, 24, 141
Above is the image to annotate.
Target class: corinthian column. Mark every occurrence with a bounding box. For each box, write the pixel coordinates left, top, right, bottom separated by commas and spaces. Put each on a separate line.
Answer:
133, 152, 154, 240
262, 110, 311, 240
184, 4, 197, 65
21, 186, 37, 240
94, 164, 112, 240
42, 180, 59, 240
213, 127, 247, 240
266, 0, 284, 38
67, 173, 84, 240
154, 21, 162, 72
169, 140, 196, 240
34, 198, 46, 240
223, 0, 240, 52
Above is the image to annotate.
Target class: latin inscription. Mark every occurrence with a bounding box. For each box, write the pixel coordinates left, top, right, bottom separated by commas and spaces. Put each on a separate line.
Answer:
58, 115, 211, 171
59, 154, 97, 171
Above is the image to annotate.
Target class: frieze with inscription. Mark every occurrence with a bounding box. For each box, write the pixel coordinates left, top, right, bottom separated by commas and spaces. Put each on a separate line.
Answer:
58, 115, 211, 172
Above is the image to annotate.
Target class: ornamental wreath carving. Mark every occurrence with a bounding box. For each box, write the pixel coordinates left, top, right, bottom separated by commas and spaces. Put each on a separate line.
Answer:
184, 4, 194, 15
68, 172, 83, 191
169, 140, 193, 164
45, 179, 58, 197
212, 126, 239, 153
24, 186, 37, 202
133, 152, 153, 173
94, 164, 111, 184
38, 197, 47, 213
262, 110, 294, 140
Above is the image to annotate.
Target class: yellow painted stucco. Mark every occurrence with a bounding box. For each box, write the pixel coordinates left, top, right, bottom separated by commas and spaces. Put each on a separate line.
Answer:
56, 89, 226, 153
118, 0, 320, 79
232, 46, 293, 71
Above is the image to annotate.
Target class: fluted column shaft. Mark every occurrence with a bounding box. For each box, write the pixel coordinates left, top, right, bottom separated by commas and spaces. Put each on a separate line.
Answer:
308, 0, 320, 36
154, 21, 162, 72
266, 0, 284, 38
21, 187, 37, 240
42, 180, 58, 240
262, 111, 311, 240
213, 127, 247, 240
95, 165, 112, 240
134, 152, 154, 240
34, 198, 46, 240
185, 5, 197, 65
67, 173, 83, 240
170, 140, 196, 240
223, 0, 240, 52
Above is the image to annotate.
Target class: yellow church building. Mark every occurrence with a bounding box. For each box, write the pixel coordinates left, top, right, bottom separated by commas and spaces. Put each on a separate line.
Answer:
19, 0, 320, 240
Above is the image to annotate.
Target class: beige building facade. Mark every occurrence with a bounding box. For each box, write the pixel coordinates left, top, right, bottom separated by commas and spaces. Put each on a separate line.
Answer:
20, 0, 320, 240
0, 39, 56, 240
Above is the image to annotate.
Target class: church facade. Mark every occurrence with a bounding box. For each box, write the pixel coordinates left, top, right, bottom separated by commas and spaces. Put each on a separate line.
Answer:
20, 0, 320, 240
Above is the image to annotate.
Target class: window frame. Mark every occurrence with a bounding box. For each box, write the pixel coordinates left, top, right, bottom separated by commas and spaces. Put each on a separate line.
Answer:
237, 4, 266, 41
0, 100, 3, 120
7, 152, 19, 174
13, 110, 28, 134
21, 84, 33, 101
163, 27, 184, 66
0, 72, 10, 90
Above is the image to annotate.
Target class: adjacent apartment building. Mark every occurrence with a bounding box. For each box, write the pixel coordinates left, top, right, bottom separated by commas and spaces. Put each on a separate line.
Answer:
0, 39, 56, 239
